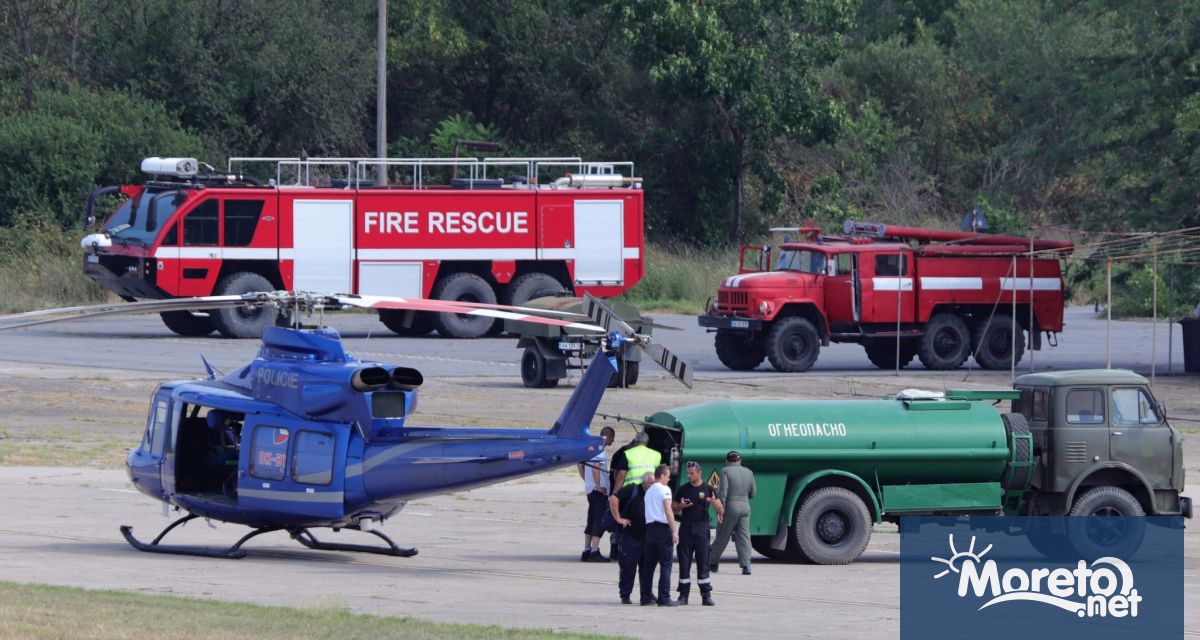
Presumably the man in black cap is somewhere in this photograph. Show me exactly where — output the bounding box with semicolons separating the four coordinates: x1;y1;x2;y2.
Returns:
673;461;723;605
709;450;756;575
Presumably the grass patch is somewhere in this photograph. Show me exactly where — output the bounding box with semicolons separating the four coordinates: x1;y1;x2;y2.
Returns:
618;242;738;314
0;581;630;640
0;222;111;314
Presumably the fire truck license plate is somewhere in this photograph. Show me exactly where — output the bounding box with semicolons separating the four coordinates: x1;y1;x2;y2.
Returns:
731;320;749;328
86;254;99;264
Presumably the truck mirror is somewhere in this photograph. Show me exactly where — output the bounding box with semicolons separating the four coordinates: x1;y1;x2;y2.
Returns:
1158;401;1168;420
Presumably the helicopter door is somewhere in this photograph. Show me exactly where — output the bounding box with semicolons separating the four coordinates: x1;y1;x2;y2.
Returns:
238;418;347;519
127;389;172;499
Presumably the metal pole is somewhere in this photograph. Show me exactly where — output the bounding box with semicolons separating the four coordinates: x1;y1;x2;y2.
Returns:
895;255;903;376
376;0;388;186
1028;234;1035;372
1011;256;1017;382
1106;257;1112;369
1168;262;1175;374
1152;241;1158;385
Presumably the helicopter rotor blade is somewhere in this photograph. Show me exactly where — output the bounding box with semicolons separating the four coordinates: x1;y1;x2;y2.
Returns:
582;293;693;388
0;294;265;331
331;295;604;332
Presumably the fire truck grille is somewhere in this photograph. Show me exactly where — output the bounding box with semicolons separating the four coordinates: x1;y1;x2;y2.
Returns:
718;290;749;312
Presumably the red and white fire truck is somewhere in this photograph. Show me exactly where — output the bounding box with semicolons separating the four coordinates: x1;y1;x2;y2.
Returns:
698;221;1074;372
81;156;644;338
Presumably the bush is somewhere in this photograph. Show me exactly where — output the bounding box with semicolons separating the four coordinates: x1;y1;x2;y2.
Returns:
0;87;204;227
0;222;111;313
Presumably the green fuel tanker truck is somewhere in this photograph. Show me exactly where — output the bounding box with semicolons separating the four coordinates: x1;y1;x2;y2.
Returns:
640;369;1189;565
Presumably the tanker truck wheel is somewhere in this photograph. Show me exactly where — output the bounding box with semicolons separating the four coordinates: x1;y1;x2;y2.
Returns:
1067;487;1146;560
863;340;916;369
766;317;820;372
210;272;279;338
972;314;1026;370
917;313;970;370
432;272;497;338
793;487;872;565
159;311;214;336
715;330;766;370
751;536;791;562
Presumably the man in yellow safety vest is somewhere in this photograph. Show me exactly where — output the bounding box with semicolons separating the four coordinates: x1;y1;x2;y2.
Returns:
615;432;661;488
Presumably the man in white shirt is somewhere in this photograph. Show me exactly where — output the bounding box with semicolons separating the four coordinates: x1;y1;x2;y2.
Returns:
578;426;615;562
639;464;679;606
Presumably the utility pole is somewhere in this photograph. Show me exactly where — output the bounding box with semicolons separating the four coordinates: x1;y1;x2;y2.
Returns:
376;0;388;185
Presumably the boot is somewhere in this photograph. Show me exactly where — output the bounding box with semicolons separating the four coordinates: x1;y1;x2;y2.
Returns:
701;592;715;607
678;592;689;606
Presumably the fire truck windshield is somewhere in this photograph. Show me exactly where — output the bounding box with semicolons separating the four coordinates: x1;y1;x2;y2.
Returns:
776;249;827;275
103;189;180;246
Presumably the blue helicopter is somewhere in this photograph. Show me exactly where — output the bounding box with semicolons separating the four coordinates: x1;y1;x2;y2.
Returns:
0;292;691;559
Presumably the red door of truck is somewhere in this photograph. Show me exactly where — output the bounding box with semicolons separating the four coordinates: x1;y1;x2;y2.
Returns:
824;251;859;324
866;251;916;324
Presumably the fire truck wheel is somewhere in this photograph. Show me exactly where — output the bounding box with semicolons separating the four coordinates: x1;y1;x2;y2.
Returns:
972;314;1026;370
159;311;214;336
863;341;916;369
504;272;566;306
793;487;872;565
378;310;433;336
432;272;498;338
520;347;559;388
765;317;820;372
917;313;971;370
210;272;278;338
714;330;766;370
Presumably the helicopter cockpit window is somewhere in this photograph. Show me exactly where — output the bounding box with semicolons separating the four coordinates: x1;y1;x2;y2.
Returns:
149;399;170;457
292;432;334;485
249;426;289;481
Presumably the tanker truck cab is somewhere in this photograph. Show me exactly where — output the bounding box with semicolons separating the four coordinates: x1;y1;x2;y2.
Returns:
1011;369;1189;519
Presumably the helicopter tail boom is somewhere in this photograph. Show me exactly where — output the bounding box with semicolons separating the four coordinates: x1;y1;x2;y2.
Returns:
547;347;617;440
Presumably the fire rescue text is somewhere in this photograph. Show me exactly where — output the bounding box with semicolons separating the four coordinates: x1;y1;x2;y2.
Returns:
364;210;529;235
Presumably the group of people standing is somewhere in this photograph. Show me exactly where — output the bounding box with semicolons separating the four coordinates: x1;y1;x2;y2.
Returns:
578;428;757;607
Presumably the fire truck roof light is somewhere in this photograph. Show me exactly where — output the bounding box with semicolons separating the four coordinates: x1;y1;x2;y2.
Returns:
141;157;199;178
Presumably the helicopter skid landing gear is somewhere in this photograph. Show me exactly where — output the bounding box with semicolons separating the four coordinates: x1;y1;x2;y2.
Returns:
289;527;418;557
120;514;282;559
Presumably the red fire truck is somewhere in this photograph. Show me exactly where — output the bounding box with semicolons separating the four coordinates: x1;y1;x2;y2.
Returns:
698;221;1074;372
80;156;644;338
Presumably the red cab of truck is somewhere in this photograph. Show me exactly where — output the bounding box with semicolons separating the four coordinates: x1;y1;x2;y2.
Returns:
81;157;644;338
698;220;1073;372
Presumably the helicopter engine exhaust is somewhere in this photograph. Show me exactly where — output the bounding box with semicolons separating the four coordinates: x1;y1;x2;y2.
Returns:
351;366;390;391
389;367;423;390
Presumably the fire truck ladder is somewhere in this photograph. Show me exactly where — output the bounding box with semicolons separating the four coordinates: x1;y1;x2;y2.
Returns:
226;157;640;190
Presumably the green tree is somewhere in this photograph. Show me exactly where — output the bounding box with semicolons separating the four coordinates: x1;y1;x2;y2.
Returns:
611;0;856;242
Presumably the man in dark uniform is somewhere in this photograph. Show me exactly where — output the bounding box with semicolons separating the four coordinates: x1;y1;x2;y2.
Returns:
673;461;723;606
609;471;655;604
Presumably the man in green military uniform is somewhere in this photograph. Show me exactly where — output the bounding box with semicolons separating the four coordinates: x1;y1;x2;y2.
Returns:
708;450;756;575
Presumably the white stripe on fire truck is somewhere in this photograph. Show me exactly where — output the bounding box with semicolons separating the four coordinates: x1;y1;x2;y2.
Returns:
871;277;914;292
919;277;984;290
724;272;778;287
153;247;641;262
1000;277;1061;291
